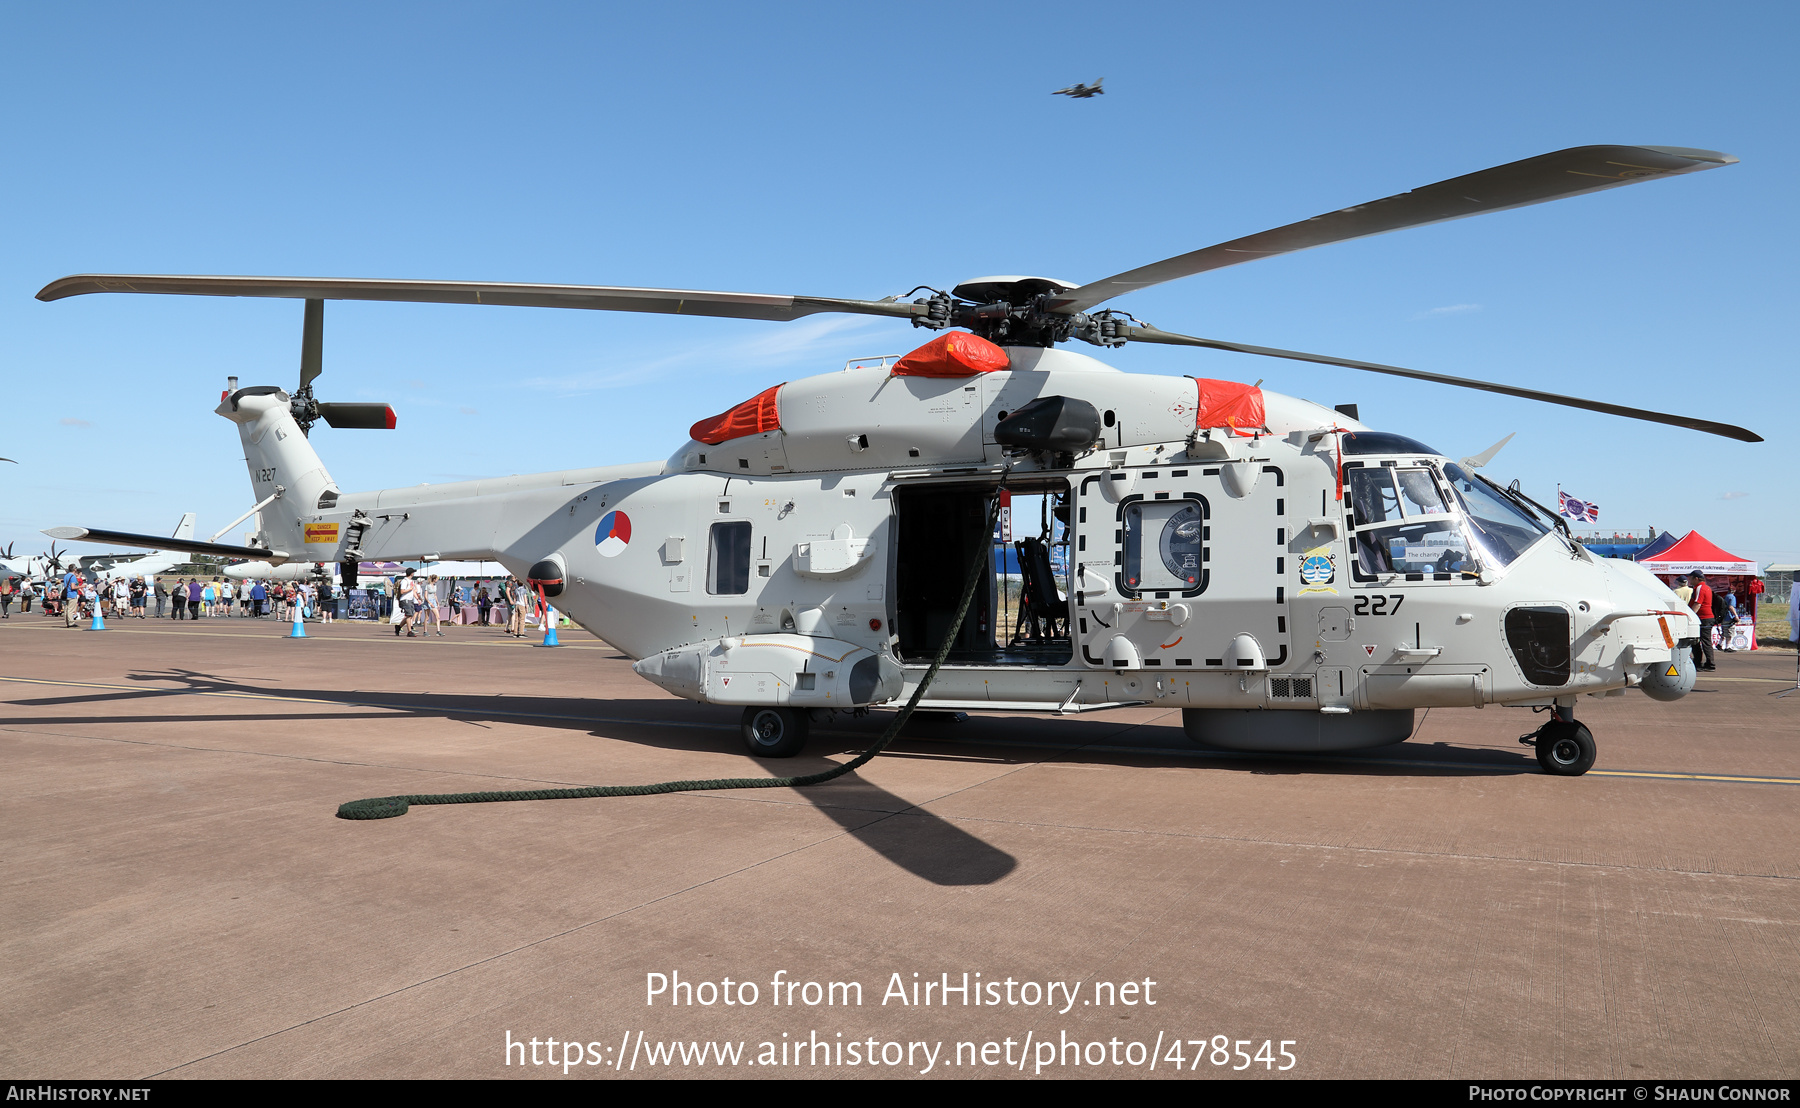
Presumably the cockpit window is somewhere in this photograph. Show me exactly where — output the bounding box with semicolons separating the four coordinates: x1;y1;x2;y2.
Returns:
1340;431;1441;456
1349;467;1450;527
1440;463;1550;567
1359;521;1476;575
1349;465;1475;576
1348;468;1403;527
1396;468;1449;517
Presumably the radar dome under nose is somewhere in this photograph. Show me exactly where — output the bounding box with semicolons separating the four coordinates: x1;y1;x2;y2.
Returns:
1640;649;1697;702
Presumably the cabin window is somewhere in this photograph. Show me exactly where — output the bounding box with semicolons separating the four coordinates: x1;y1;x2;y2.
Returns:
707;521;752;595
1122;499;1205;593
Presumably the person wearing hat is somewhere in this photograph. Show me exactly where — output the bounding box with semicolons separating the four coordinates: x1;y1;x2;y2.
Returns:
396;568;419;637
1688;571;1716;671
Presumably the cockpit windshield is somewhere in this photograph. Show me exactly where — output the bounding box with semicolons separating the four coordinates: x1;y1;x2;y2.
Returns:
1440;463;1552;567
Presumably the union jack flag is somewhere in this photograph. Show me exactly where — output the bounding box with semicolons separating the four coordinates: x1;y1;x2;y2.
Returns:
1558;489;1599;523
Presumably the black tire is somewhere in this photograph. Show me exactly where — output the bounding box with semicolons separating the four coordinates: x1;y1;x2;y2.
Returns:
740;706;809;758
1535;720;1596;776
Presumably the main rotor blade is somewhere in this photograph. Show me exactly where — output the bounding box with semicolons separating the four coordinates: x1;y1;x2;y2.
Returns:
1118;323;1763;443
1049;146;1737;315
37;275;928;324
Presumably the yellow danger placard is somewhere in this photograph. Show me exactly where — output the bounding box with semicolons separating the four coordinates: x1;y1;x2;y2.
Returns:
304;522;341;545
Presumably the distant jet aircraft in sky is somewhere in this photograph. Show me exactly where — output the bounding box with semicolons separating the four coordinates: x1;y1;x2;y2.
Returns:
1053;78;1104;99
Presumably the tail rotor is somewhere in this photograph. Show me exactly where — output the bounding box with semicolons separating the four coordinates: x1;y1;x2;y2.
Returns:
286;299;396;436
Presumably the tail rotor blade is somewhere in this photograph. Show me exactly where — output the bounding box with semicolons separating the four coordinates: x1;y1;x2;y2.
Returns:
299;299;324;392
316;402;396;430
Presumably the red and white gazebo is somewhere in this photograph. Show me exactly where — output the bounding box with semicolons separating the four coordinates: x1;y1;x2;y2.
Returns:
1636;531;1764;650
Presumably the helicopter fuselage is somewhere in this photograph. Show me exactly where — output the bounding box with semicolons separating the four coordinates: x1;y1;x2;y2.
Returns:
217;343;1697;755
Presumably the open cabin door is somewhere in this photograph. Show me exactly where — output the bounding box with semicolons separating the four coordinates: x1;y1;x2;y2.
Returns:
1071;459;1290;675
890;476;1075;667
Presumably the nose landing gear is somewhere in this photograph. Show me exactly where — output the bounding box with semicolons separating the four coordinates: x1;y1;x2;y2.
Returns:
1521;706;1596;776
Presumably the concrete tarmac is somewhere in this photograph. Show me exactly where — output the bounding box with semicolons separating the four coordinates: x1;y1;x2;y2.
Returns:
3;612;1797;1080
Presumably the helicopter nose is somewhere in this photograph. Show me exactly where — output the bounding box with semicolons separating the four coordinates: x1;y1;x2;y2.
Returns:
1599;555;1686;614
1592;555;1702;696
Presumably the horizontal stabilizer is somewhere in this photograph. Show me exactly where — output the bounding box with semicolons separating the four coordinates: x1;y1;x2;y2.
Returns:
42;526;285;562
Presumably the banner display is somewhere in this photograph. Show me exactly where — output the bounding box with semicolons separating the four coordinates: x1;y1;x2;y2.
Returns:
346;588;379;621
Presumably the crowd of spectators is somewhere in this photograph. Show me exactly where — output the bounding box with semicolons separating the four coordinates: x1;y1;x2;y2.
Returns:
1;567;547;636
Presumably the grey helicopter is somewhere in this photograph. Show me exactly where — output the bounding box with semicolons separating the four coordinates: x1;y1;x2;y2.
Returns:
39;144;1757;776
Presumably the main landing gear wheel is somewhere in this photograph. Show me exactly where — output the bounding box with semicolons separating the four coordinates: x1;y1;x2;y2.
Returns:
740;706;809;759
1534;720;1596;776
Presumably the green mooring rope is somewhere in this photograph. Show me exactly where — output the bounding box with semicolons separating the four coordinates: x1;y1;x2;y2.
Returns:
337;482;1007;820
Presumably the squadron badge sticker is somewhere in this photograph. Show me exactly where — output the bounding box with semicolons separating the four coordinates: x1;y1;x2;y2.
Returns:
1297;546;1338;595
595;510;632;557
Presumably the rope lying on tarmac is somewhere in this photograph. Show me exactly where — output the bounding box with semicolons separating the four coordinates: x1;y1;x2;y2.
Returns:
336;479;1007;820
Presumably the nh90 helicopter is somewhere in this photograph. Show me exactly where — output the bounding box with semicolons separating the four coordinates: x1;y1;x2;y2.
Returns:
41;145;1759;776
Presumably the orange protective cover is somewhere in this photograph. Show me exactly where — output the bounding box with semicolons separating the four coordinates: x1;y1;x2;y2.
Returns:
891;332;1011;377
690;383;784;445
1194;378;1265;435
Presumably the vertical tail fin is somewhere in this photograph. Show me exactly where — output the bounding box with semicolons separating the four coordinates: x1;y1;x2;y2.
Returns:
171;512;197;541
214;387;343;558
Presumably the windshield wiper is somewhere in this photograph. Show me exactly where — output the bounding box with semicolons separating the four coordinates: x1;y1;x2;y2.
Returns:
1480;474;1572;541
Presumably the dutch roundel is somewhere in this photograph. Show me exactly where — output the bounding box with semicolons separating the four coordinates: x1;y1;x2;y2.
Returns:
595;510;631;558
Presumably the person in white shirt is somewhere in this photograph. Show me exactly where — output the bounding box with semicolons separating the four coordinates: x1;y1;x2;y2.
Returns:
422;574;445;637
398;570;426;638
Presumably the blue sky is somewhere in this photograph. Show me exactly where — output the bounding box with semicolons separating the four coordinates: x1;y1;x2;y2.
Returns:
3;2;1793;565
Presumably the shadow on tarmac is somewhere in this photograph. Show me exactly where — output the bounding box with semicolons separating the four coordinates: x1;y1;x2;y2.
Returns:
9;667;1553;883
25;668;1018;887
